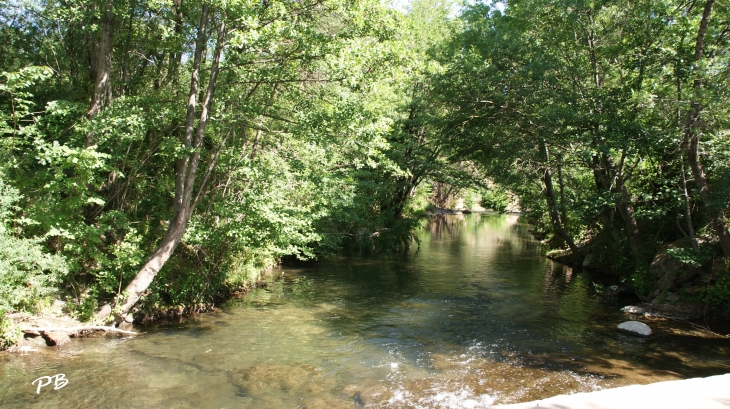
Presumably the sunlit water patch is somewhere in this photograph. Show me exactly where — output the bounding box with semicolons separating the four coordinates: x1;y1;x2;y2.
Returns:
2;214;729;408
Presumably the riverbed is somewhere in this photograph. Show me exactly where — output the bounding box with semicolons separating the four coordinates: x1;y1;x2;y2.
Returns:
1;214;728;408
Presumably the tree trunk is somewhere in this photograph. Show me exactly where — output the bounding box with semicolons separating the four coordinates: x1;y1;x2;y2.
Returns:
541;142;578;253
587;150;644;262
584;19;644;258
679;154;700;256
97;6;229;322
683;0;730;258
87;0;114;121
165;0;185;88
433;182;454;208
614;183;644;262
119;0;136;96
612;154;644;261
556;153;569;234
82;0;115;224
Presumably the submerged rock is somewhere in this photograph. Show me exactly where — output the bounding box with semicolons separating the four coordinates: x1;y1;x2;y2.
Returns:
14;333;46;351
617;321;652;337
351;391;365;408
621;306;645;314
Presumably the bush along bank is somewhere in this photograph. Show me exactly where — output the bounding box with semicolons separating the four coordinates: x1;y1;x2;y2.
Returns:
544;231;730;320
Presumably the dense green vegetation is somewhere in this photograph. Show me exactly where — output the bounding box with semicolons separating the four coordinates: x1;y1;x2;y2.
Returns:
433;0;730;300
1;0;729;339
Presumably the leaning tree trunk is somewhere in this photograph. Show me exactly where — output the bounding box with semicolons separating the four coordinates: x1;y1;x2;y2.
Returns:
97;6;228;322
683;0;730;258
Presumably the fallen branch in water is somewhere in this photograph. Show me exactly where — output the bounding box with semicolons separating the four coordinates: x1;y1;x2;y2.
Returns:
21;326;139;336
665;317;729;339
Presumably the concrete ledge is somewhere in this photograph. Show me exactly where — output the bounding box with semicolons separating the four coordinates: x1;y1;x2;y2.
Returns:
495;373;730;409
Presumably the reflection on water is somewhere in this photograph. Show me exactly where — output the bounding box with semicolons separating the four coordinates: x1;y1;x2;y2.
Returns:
2;214;729;408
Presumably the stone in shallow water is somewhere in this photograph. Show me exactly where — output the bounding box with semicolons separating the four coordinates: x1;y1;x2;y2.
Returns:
617;321;652;337
620;305;645;314
43;331;70;346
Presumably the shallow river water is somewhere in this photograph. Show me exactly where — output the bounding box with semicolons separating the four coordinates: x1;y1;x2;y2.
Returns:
2;214;729;408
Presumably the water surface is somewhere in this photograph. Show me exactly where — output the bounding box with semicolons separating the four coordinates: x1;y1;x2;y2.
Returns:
2;214;729;408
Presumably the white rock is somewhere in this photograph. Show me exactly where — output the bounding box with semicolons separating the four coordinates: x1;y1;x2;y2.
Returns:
620;305;645;314
617;321;652;337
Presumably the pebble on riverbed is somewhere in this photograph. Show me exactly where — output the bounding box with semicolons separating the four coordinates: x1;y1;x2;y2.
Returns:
617;321;652;337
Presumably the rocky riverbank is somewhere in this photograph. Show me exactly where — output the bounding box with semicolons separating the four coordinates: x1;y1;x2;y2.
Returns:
0;278;278;353
2;299;234;353
3;310;138;354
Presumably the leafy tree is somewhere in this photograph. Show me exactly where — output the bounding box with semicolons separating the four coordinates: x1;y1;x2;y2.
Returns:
434;0;730;279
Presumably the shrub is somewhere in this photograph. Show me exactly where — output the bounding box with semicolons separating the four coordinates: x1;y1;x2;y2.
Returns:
704;260;730;309
481;187;510;212
0;178;67;313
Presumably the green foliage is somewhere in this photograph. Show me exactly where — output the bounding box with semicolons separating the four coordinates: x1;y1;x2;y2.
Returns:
65;288;100;322
404;182;435;216
0;311;21;350
481;187;510;213
0;0;424;314
627;268;654;299
704;261;730;308
666;247;707;268
0;176;68;313
0;233;67;311
427;0;730;299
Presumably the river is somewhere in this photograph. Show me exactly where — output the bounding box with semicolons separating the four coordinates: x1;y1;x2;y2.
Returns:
1;214;729;408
